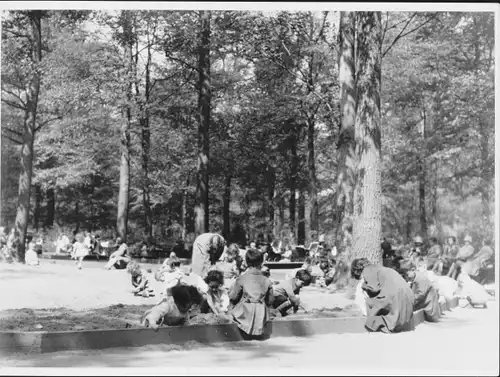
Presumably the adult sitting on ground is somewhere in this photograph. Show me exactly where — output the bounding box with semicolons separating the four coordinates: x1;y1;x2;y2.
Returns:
401;262;441;322
448;235;475;280
426;237;443;274
104;237;131;270
191;232;227;279
351;258;415;333
462;237;494;285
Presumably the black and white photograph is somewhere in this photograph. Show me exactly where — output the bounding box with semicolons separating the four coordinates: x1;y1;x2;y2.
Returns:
0;2;498;375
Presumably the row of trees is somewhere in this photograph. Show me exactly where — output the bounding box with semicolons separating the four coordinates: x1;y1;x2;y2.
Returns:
1;10;494;263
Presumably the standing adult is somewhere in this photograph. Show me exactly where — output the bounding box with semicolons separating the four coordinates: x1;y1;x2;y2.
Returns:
351;258;415;333
191;233;227;279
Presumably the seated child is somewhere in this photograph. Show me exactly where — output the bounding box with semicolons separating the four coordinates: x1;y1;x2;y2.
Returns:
317;260;336;287
403;264;441;322
215;243;240;289
157;257;184;297
285;257;313;280
179;265;209;295
104;237;130;270
127;261;155;298
25;241;40;266
141;284;203;330
272;269;313;317
200;270;230;315
228;248;274;338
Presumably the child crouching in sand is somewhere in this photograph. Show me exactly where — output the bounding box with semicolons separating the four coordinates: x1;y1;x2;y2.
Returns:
200;270;230;315
127;262;155;298
228;248;274;339
25;242;40;266
272;269;312;317
141;284;203;330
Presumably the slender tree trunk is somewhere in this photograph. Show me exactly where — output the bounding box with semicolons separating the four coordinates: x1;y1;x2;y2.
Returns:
351;12;383;264
194;10;211;235
136;34;153;238
15;11;43;263
298;190;306;245
33;184;42;231
267;165;275;229
223;174;231;239
116;18;133;242
418;106;428;237
289;123;298;240
45;187;55;228
479;116;492;231
334;11;357;248
307;118;319;234
74;201;80;234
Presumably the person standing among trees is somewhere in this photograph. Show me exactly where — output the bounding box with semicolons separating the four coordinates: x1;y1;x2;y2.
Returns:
191;232;227;279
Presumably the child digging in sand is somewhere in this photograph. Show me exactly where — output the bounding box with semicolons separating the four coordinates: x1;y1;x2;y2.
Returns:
127;262;155;298
228;248;274;339
141;284;203;330
200;270;230;315
272;269;313;317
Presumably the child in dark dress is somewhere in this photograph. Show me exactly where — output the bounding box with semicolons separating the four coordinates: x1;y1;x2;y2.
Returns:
228;248;274;339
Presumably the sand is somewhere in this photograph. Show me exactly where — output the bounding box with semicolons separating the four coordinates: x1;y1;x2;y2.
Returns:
0;262;359;332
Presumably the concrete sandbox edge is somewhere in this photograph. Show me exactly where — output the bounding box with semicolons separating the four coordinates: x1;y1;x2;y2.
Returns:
0;297;459;354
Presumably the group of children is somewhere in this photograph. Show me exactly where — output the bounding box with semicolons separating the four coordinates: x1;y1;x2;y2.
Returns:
127;243;317;338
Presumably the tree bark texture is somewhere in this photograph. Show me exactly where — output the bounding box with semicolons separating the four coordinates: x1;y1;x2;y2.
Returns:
15;11;43;262
45;187;55;228
351;12;383;264
194;10;211;235
223;174;231;240
334;11;357;248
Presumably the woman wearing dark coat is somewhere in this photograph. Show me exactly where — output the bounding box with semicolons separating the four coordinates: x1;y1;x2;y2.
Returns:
352;258;415;333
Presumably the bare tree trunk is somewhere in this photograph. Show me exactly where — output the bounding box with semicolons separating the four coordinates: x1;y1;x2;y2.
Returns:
334;11;357;248
418;106;428;238
33;184;42;231
298;190;306;245
223;174;231;239
116;16;133;242
479;116;493;232
267;165;275;229
45;187;55;228
351;12;383;264
194;10;211;235
15;11;43;262
289;123;298;240
307;118;319;234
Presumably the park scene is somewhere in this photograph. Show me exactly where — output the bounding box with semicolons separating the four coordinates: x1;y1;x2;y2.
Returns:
0;6;497;373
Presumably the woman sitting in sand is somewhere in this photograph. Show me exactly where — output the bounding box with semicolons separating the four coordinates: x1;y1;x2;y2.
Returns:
351;258;415;333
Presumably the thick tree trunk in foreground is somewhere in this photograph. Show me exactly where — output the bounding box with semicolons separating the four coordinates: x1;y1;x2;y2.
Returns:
334;11;357;249
351;12;383;264
194;10;211;235
307;118;319;235
15;12;43;263
289;122;298;240
33;184;42;231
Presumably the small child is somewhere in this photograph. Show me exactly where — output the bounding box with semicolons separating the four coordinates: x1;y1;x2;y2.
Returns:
228;248;274;338
201;270;230;315
72;234;89;270
127;262;155;298
403;264;441;322
157;256;184;297
272;269;312;317
141;284;203;330
261;266;279;285
25;241;40;266
215;243;240;289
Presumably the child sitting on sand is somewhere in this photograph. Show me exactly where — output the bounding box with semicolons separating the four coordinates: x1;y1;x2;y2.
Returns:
141;284;204;331
200;270;230;315
156;256;184;296
215;243;240;289
228;248;275;338
127;261;155;298
272;269;313;317
25;241;40;266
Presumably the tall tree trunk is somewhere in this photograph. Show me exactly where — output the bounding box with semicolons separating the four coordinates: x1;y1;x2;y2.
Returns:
116;17;133;242
223;173;231;239
479;116;492;232
267;165;275;229
298;190;306;245
136;33;153;238
289;123;298;240
351;12;383;264
334;11;357;248
15;11;43;263
74;201;80;234
307;118;319;234
418;106;428;237
45;187;55;228
194;10;211;235
33;184;42;231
